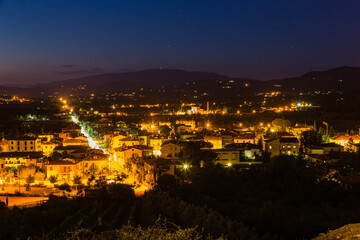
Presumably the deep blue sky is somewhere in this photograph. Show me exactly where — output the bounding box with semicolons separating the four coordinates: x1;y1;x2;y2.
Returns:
0;0;359;84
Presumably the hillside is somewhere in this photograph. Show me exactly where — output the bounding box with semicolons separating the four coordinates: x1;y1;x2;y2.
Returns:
1;66;360;98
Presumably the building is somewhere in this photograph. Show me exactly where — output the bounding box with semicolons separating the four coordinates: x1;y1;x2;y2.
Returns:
331;135;360;146
264;137;300;157
176;124;193;133
149;137;167;155
8;137;41;152
158;121;172;127
113;137;141;148
53;145;89;158
348;143;360;153
306;143;343;155
46;159;81;181
204;136;223;149
234;134;256;144
113;145;153;165
41;142;59;157
111;135;128;148
289;123;312;137
203;148;240;166
0;152;43;168
62;138;88;147
225;143;261;160
161;142;181;159
144;158;176;184
175;120;196;130
114;146;143;165
80;154;109;174
38;134;55;142
305;154;340;165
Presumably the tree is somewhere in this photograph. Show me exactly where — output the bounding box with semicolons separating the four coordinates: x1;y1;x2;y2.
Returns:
159;125;172;137
300;130;322;147
271;118;291;131
257;136;263;150
329;126;335;137
157;174;177;195
89;163;99;175
49;175;58;186
58;183;71;194
132;156;145;183
95;176;107;188
35;172;46;182
25;175;35;191
88;174;95;186
73;175;82;186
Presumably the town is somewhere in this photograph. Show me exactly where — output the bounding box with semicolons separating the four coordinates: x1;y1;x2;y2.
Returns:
0;95;358;201
1;1;360;239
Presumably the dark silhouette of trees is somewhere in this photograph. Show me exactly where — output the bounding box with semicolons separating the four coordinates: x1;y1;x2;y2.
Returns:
300;130;323;147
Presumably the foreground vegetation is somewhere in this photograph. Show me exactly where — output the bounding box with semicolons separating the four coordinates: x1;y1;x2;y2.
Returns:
1;155;360;239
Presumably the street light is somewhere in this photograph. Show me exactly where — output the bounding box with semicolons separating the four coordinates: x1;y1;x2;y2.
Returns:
227;163;232;167
183;164;188;169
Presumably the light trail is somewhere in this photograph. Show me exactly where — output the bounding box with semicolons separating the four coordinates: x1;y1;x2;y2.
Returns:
70;113;105;152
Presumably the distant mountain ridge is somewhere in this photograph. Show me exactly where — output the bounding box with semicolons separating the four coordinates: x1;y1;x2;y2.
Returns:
0;66;360;98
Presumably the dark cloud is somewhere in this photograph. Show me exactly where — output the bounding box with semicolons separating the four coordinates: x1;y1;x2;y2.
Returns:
57;64;78;68
53;67;104;76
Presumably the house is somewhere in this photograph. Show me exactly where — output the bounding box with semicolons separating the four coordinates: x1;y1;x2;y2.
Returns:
204;136;223;149
116;121;127;128
113;146;143;165
111;135;128;148
161;142;181;159
45;159;81;181
113;145;153;165
79;154;109;174
203;148;240;166
222;135;235;146
113;137;141;148
175;120;196;130
38;134;55;142
348;143;360;153
144;158;176;184
234;134;255;144
7;137;41;152
62;138;88;147
158;121;172;127
331;135;360;146
0;152;43;168
265;137;300;157
306;143;343;155
305;154;340;165
225;143;261;160
41;142;59;157
176;124;193;133
149;137;167;155
53;145;89;158
289;123;312;137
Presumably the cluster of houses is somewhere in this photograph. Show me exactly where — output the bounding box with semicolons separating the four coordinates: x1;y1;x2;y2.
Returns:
0;119;359;186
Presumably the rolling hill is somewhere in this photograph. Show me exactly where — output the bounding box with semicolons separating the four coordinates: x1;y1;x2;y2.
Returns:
0;66;359;98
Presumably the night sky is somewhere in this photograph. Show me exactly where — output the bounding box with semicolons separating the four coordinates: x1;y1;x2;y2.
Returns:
0;0;359;84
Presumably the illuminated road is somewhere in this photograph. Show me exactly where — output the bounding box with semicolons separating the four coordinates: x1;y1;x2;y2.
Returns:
68;111;149;195
70;114;104;151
